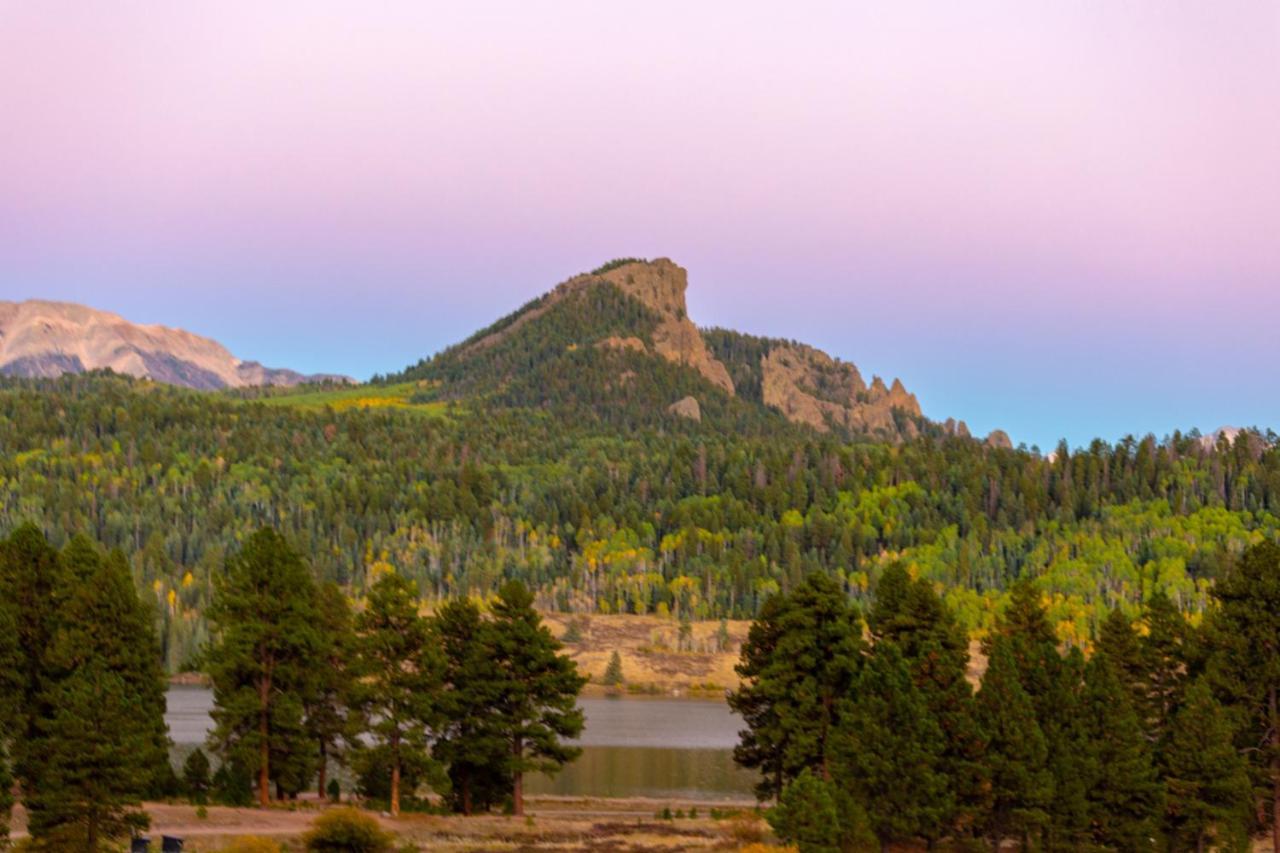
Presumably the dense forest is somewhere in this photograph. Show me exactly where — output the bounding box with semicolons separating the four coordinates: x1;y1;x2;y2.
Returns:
0;366;1277;672
733;544;1280;851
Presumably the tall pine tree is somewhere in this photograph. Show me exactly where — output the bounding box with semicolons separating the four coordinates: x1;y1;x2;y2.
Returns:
1205;539;1280;849
1163;678;1252;852
351;569;443;817
307;581;356;800
488;580;586;817
205;528;323;806
434;598;510;815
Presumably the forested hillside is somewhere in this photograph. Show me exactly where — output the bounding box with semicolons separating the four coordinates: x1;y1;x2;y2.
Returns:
0;367;1276;672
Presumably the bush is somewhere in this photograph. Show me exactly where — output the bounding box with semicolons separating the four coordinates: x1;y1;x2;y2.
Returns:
726;810;767;845
221;838;283;853
302;807;395;853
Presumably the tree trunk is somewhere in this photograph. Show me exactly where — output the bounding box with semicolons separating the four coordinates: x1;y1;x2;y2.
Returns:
1271;684;1278;853
462;767;473;817
512;734;524;817
317;740;328;799
1196;833;1204;853
390;733;401;818
258;674;271;806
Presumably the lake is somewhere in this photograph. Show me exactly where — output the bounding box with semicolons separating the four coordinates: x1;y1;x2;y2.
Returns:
166;687;757;801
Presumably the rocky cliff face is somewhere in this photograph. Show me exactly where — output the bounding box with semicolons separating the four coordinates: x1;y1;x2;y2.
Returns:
759;342;922;439
576;259;734;393
0;300;349;390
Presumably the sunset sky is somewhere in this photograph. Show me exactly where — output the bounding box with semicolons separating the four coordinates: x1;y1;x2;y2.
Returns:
1;2;1276;448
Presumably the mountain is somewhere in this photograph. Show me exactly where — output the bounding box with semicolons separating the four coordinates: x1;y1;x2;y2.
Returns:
395;258;951;443
0;299;350;390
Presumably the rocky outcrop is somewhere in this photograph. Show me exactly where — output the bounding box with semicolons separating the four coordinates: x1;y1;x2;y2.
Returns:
985;429;1013;450
0;300;350;390
667;395;702;422
591;260;734;394
760;342;921;439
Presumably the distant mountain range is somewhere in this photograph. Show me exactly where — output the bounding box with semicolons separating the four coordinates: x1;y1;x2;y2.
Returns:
0;300;350;390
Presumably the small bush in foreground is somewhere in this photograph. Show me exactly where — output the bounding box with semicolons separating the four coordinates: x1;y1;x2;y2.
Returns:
302;807;395;853
221;837;283;853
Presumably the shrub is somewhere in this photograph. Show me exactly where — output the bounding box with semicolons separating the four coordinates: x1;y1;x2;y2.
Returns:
222;838;283;853
326;777;341;803
302;808;395;853
602;651;624;687
727;810;767;845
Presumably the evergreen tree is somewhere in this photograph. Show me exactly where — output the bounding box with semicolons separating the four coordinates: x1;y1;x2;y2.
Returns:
205;527;323;806
488;580;586;816
767;769;841;853
1163;679;1252;852
975;640;1051;850
833;642;948;850
1205;539;1280;849
308;582;356;800
728;573;862;798
870;565;987;838
183;748;212;804
434;598;509;815
351;569;443;817
1096;607;1146;708
24;663;152;851
1081;655;1164;850
1140;591;1197;744
0;523;63;790
0;590;21;847
602;651;624;687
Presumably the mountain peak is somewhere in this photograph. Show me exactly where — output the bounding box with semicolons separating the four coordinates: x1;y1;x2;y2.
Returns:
0;299;350;390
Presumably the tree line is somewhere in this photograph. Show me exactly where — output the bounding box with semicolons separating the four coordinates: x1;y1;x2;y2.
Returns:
0;524;585;851
732;541;1280;852
2;373;1278;674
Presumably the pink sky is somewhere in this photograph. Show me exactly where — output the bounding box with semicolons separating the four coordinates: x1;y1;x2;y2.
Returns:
1;2;1276;446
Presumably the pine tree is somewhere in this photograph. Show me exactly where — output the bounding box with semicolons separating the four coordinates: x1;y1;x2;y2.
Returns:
488;580;586;816
0;523;63;790
24;663;153;851
434;598;510;815
351;569;443;817
1096;607;1146;707
23;537;171;846
0;589;21;846
1081;655;1164;850
602;651;624;687
183;748;212;804
1204;539;1280;849
728;573;862;798
869;565;986;839
205;527;323;806
833;642;949;849
767;769;841;853
1163;678;1252;852
975;639;1051;850
308;582;356;800
1140;592;1197;743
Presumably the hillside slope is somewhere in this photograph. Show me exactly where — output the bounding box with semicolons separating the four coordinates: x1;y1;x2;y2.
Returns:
0;299;349;389
395;258;935;442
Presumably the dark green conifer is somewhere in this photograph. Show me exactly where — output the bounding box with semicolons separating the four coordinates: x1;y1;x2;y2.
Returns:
834;642;948;849
767;769;841;853
602;650;625;687
183;748;212;804
1163;678;1251;852
308;582;356;799
1204;540;1280;850
351;569;443;817
434;598;509;815
974;640;1051;850
488;580;586;816
728;573;862;798
1096;607;1146;707
24;663;153;851
205;527;323;806
1081;655;1164;850
0;590;21;846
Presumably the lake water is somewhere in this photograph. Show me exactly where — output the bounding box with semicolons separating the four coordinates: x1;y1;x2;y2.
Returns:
166;687;757;801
